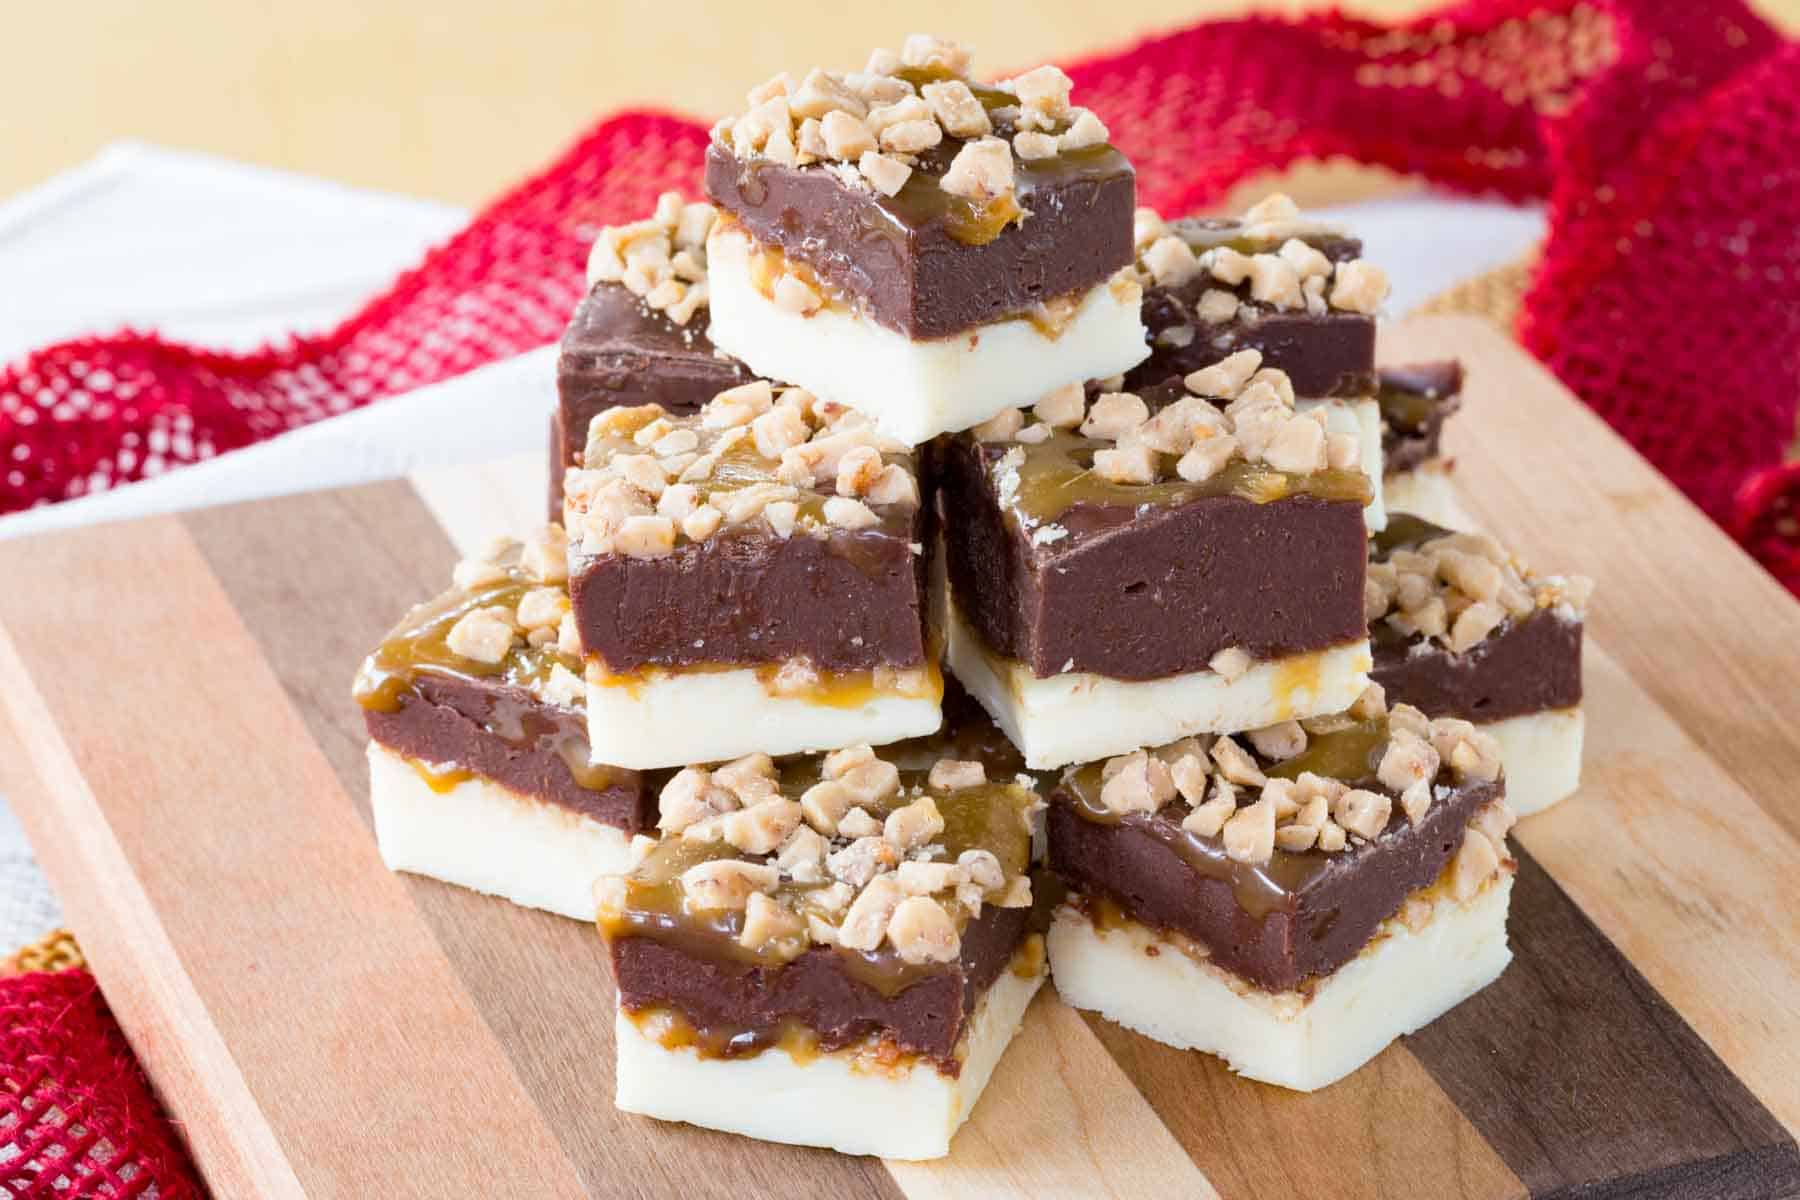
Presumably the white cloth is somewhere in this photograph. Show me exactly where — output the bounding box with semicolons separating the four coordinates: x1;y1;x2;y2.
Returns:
0;142;1546;952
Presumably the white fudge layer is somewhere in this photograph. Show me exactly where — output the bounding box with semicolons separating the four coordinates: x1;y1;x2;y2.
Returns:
366;742;635;921
1384;461;1476;530
706;225;1149;445
1303;396;1385;532
1048;875;1513;1092
586;665;940;770
1481;705;1585;817
945;603;1371;770
614;955;1047;1160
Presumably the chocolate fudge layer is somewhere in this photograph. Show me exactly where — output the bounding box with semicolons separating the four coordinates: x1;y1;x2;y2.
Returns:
1368;514;1589;722
706;41;1133;339
1047;703;1507;991
1378;361;1463;476
1123;198;1386;398
612;896;1029;1069
557;193;754;517
353;528;654;834
565;390;931;676
939;362;1370;681
554;282;752;503
598;741;1041;1070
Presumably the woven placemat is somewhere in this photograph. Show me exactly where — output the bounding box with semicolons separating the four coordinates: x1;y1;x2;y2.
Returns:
2;927;85;977
1410;250;1537;327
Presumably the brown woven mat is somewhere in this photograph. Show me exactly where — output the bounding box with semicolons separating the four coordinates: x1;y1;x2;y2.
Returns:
1410;250;1537;326
3;927;86;977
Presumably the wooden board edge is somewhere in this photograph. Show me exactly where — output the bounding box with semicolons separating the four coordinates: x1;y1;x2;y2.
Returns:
0;613;304;1199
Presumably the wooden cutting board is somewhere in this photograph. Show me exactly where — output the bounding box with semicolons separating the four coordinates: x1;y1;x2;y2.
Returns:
2;315;1798;1199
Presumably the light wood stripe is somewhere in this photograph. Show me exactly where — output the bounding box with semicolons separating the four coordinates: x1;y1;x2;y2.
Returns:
888;991;1221;1199
0;617;305;1200
0;518;589;1198
410;451;550;560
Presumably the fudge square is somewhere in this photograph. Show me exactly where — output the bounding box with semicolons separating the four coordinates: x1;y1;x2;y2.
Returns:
1368;514;1592;816
1125;195;1387;399
563;384;939;769
598;739;1045;1160
1046;689;1517;1092
702;35;1148;443
938;354;1374;769
555;193;754;517
354;525;654;921
1378;361;1472;529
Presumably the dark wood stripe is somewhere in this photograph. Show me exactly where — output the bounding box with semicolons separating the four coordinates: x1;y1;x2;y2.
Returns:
1406;849;1800;1200
185;483;907;1200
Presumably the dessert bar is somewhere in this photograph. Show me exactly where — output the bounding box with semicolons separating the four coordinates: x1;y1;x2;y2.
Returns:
355;526;653;920
599;739;1044;1159
937;354;1373;768
1125;198;1384;400
555;193;754;515
1045;689;1516;1091
564;387;940;768
1126;198;1393;528
702;37;1148;442
1368;514;1591;815
1378;361;1473;529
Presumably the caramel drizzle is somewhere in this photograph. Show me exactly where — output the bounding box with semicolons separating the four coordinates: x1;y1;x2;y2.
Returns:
1061;717;1394;920
597;769;1036;995
351;564;617;793
999;429;1372;527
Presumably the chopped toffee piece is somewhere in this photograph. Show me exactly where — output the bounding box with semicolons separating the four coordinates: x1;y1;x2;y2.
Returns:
354;526;652;834
1124;197;1386;398
939;354;1371;682
562;383;931;678
1046;690;1513;992
705;39;1135;339
597;741;1043;1071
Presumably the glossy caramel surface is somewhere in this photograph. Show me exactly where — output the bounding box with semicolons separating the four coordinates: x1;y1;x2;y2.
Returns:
1060;717;1393;919
997;429;1372;527
598;766;1036;995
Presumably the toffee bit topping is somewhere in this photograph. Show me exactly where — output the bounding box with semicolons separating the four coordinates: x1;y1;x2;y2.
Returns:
445;606;517;665
584;191;718;326
979;352;1365;496
1131;196;1390;318
564;388;919;556
610;746;1039;969
1368;525;1593;654
1087;690;1510;868
713;37;1112;237
1450;801;1517;901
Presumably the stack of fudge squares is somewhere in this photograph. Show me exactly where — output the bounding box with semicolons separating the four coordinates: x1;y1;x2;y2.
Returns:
354;35;1594;1160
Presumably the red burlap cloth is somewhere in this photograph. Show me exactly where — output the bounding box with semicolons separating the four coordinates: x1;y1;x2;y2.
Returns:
0;968;199;1197
2;2;1797;1191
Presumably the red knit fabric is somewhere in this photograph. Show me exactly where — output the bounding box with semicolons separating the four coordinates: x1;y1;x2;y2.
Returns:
0;970;200;1197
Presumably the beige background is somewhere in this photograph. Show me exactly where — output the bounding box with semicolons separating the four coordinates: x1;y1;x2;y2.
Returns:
8;1;1797;208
